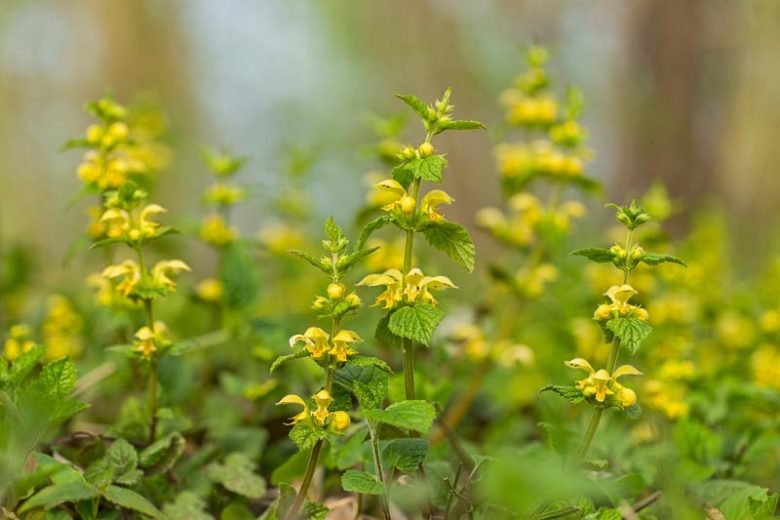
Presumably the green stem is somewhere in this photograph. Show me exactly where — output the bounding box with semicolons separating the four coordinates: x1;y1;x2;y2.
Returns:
368;423;391;520
573;407;603;461
401;206;418;401
143;298;158;443
286;440;323;520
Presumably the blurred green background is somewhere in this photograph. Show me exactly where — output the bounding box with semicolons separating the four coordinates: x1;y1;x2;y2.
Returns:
1;0;779;289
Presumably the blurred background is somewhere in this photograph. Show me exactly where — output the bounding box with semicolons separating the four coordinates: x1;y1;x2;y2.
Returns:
1;0;779;290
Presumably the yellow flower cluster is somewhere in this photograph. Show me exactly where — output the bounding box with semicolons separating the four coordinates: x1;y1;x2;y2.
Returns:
277;390;350;431
312;282;361;312
41;295;84;360
101;204;167;242
204;183;246;207
450;324;534;366
196;278;225;303
501;91;558;128
257;223;306;254
566;358;641;408
751;344;780;392
375;179;454;222
200;214;238;247
593;284;649;322
3;324;36;360
358;268;456;309
289;327;362;363
496;142;587;181
134;321;169;360
101;259;190;299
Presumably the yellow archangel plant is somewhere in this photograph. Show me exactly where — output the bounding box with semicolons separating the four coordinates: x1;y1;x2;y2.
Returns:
357;88;484;400
544;201;685;461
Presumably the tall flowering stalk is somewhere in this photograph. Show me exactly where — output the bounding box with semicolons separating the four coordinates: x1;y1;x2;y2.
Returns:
271;219;373;520
360;88;484;400
68;97;187;443
544;201;685;461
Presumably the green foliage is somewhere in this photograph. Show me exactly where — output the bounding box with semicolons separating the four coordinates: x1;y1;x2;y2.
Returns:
387;304;445;346
394;155;447;183
206;453;267;499
382;438;429;472
570;247;615;263
334;362;389;410
363;400;436;434
423;221;476;272
639;252;687;267
341;470;385;495
605;317;652;354
540;385;585;404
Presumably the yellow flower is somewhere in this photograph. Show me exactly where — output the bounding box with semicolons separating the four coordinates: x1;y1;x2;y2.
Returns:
101;260;142;297
257;223;305;253
42;295;84;360
451;324;490;361
100;204;167;241
201;214;238;246
289;327;330;358
152;260;191;292
204;183;246;206
313;390;333;425
327;283;345;300
357;269;404;309
330;411;351;431
760;310;780;333
565;358;641;407
375;179;416;215
134;321;168;360
330;330;362;362
277;394;310;425
403;268;457;305
196;278;224;303
593;284;649;321
4;324;36;361
751;344;780;391
421;190;454;222
101;208;131;238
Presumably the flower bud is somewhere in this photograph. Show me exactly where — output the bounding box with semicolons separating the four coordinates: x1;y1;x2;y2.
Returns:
108;122;129;141
327;283;345;300
330;411;351;431
631;246;645;260
401;147;416;159
86;124;103;144
593;304;612;320
610;245;627;259
418;142;434;157
634;307;649;321
400;195;416;214
312;296;328;310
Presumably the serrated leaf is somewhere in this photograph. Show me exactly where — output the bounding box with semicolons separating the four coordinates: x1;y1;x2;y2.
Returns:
364;400;436;434
382;438;429;472
571;247;615;263
341;470;385;496
606;317;652;354
347;356;393;374
324;217;343;242
106;439;137;476
49;399;90;424
540;385;585;404
388;304;445;346
287;250;328;274
103;485;164;518
270;350;309;374
354;215;393;252
436;119;486;132
422;221;475;272
334;363;388;410
375;312;402;348
19;481;99;513
302;502;329;520
139;432;185;475
394;93;432;121
163;491;214;520
38;357;77;399
206;453;267;499
289;424;327;451
410;155;447;183
639;253;687;267
11;345;45;384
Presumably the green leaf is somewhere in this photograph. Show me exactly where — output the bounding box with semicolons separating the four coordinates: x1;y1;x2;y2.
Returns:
206;453;267;499
341;470;385;496
411;155;447;183
388;304;445;346
163;491;214;520
139;432;185;475
335;429;369;470
394;93;432;121
103;485;164;518
289;424;327;451
436;119;486;132
50;399;90;424
334;363;388;410
38;357;78;398
639;253;687;267
270;350;309;374
19;481;99;513
382;438;429;472
570;247;615;263
288;250;329;274
540;385;585;404
375;312;402;348
324;217;343;243
364;400;436;434
605;317;652;354
302;502;329;520
347;356;393;374
10;345;45;384
422;221;475;272
106;439;137;476
354;215;393;252
221;242;260;309
537;422;574;458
